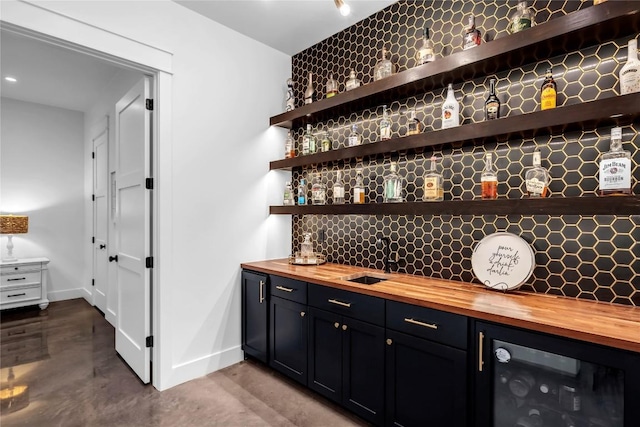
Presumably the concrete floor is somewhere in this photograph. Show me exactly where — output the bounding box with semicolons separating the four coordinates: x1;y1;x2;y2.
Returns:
0;299;367;426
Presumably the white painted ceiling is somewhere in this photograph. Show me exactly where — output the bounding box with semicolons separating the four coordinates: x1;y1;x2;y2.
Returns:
175;0;396;55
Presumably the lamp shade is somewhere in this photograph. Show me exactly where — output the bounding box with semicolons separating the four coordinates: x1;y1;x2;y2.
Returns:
0;215;29;234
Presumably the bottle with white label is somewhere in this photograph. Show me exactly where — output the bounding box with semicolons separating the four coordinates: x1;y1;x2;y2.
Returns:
283;182;295;206
345;69;361;91
599;127;632;196
302;124;316;155
311;172;327;205
333;170;345;204
442;84;460;129
379;105;392;140
619;38;640;95
348;124;362;146
383;162;404;203
525;150;550;197
423;156;444;201
353;168;365;204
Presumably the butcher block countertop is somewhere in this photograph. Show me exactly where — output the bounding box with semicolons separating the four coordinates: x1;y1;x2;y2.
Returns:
241;259;640;353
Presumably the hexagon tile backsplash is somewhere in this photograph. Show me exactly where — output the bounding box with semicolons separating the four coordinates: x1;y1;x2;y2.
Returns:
289;1;639;305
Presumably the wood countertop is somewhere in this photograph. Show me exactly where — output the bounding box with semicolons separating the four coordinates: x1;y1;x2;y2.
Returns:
241;259;640;353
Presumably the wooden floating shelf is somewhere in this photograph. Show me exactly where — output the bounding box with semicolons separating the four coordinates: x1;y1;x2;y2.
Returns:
269;196;640;216
269;2;640;129
270;93;640;171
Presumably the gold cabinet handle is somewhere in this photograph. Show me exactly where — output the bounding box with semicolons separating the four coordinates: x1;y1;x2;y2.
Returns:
404;318;438;330
300;311;306;317
478;332;485;372
342;324;348;331
328;299;351;308
259;280;264;304
334;322;340;328
276;285;294;293
386;338;393;345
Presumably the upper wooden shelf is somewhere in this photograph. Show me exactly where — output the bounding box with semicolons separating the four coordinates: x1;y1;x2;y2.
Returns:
270;93;640;171
269;2;640;129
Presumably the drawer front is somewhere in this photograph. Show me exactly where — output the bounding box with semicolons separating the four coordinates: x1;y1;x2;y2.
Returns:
1;271;41;287
386;300;467;350
308;284;384;326
270;276;307;304
0;285;41;304
1;264;42;275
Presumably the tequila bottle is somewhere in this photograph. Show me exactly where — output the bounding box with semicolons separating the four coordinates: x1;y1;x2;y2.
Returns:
619;38;640;95
599;127;632;196
285;130;295;158
525;150;550;197
481;152;498;200
286;78;295;111
540;67;557;110
348;124;362;146
485;78;500;120
333;170;345;204
416;26;435;66
508;1;535;34
283;182;295;205
383;162;404;203
297;178;307;205
346;69;361;91
442;84;460;129
326;74;338;98
462;15;482;50
353;168;365;204
302;124;316;155
406;108;422;135
311;173;327;205
423;156;444;202
304;71;315;104
374;47;394;81
379;105;392;141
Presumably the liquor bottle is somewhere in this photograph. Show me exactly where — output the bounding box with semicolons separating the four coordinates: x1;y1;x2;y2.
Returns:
320;131;332;152
383;162;404;203
515;409;543;427
619;38;640;95
540;67;557;110
485;78;501;120
297;178;307;205
301;233;313;256
525;150;550;197
353;168;365;204
442;84;460;129
508;1;535;34
326;74;338;98
481;152;498;200
599;127;632;196
302;124;316;155
374;47;394;81
379;105;392;140
416;26;436;66
333;170;345;204
283;182;295;206
286;78;295;111
311;172;327;205
304;71;315;104
462;15;482;50
348;124;362;146
423;156;444;202
406;108;422;135
345;69;361;91
284;130;295;159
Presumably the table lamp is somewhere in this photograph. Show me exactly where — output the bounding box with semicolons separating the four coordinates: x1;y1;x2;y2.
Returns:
0;215;29;262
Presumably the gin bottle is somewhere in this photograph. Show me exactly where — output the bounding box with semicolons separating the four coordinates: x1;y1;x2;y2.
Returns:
286;78;295;111
311;173;327;205
379;105;392;141
423;156;444;202
599;127;632;196
333;170;345;204
525;150;550;197
304;71;315;104
416;26;435;66
353;168;365;204
508;1;535;34
283;182;295;206
302;124;316;155
374;47;394;81
619;38;640;95
285;130;295;158
442;84;460;129
348;124;362;146
346;69;361;91
462;15;482;50
326;74;338;98
481;152;498;200
297;178;307;205
383;162;404;203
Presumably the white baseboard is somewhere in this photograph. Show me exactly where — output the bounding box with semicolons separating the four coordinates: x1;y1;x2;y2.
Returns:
48;288;85;302
81;287;93;304
160;345;243;390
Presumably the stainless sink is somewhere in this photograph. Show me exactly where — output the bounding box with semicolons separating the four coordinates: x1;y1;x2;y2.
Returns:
341;273;388;285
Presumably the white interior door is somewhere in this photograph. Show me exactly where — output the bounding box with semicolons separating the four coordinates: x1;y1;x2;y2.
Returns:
93;125;109;314
114;77;152;384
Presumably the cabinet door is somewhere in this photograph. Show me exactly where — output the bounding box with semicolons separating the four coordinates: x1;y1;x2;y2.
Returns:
270;296;308;385
241;271;268;363
343;317;385;426
386;329;467;427
308;307;343;403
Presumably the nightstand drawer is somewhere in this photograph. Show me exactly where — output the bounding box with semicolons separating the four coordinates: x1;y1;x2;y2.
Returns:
1;271;41;287
1;285;41;304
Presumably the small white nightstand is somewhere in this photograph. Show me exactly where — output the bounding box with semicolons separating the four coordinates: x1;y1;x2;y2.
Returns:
0;258;50;310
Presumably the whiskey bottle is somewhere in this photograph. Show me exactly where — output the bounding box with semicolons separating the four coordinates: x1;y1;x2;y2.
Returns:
286;78;295;111
599;127;632;196
326;74;338;98
485;78;500;120
374;47;394;81
379;105;392;140
302;124;316;155
283;182;295;206
508;1;535;34
353;168;365;204
423;156;444;202
462;15;482;50
540;67;557;110
406;108;422;135
619;38;640;95
442;83;460;129
304;71;315;104
348;124;362;146
333;170;345;204
383;162;404;203
525;150;550;197
416;26;435;66
320;131;332;152
311;172;327;205
481;152;498;199
297;178;307;205
285;130;295;159
345;69;361;91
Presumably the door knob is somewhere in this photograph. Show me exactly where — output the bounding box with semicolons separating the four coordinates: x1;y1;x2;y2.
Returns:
99;244;106;249
109;255;118;262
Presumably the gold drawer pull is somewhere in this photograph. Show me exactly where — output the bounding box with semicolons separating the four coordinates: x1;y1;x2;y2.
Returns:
275;286;294;293
404;318;438;330
328;299;351;308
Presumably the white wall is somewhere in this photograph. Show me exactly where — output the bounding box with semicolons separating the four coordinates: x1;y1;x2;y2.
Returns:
0;97;86;301
1;0;292;390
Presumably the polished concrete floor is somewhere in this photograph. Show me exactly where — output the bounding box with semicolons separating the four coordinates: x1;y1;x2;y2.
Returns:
0;299;367;426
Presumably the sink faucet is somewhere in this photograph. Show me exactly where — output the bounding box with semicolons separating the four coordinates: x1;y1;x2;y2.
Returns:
376;237;398;273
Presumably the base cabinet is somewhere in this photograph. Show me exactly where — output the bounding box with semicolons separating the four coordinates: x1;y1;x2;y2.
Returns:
270;296;308;385
241;271;268;363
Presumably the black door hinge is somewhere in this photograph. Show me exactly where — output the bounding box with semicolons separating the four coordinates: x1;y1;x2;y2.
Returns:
92;194;95;201
145;178;154;190
92;152;95;159
146;99;154;111
146;257;154;268
92;279;95;287
92;236;95;244
146;336;154;347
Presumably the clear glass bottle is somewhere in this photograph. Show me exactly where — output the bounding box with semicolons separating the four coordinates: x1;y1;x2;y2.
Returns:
540;67;557;110
599;127;632;196
462;15;482;50
379;105;392;141
302;124;316;155
353;168;365;204
525;150;550;197
348;124;362;146
508;1;535;34
301;233;313;256
286;78;295;112
320;131;332;152
283;182;295;205
311;172;327;205
481;152;498;200
326;74;338;98
423;156;444;202
442;83;460;129
304;71;315;104
383;162;404;203
285;130;295;158
374;47;394;81
333;170;345;204
297;178;307;205
619;38;640;95
406;108;422;135
416;26;436;66
346;69;361;91
485;78;500;120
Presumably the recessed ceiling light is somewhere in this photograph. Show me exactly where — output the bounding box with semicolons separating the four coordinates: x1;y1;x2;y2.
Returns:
4;77;17;83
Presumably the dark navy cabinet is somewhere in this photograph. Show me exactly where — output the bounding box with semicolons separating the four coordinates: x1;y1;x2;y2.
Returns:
241;270;269;363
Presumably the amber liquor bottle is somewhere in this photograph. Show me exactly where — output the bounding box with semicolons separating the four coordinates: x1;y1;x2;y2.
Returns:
481;152;498;199
485;78;500;120
540;67;557;110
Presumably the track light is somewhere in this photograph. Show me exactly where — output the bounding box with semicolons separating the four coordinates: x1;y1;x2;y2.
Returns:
334;0;351;16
